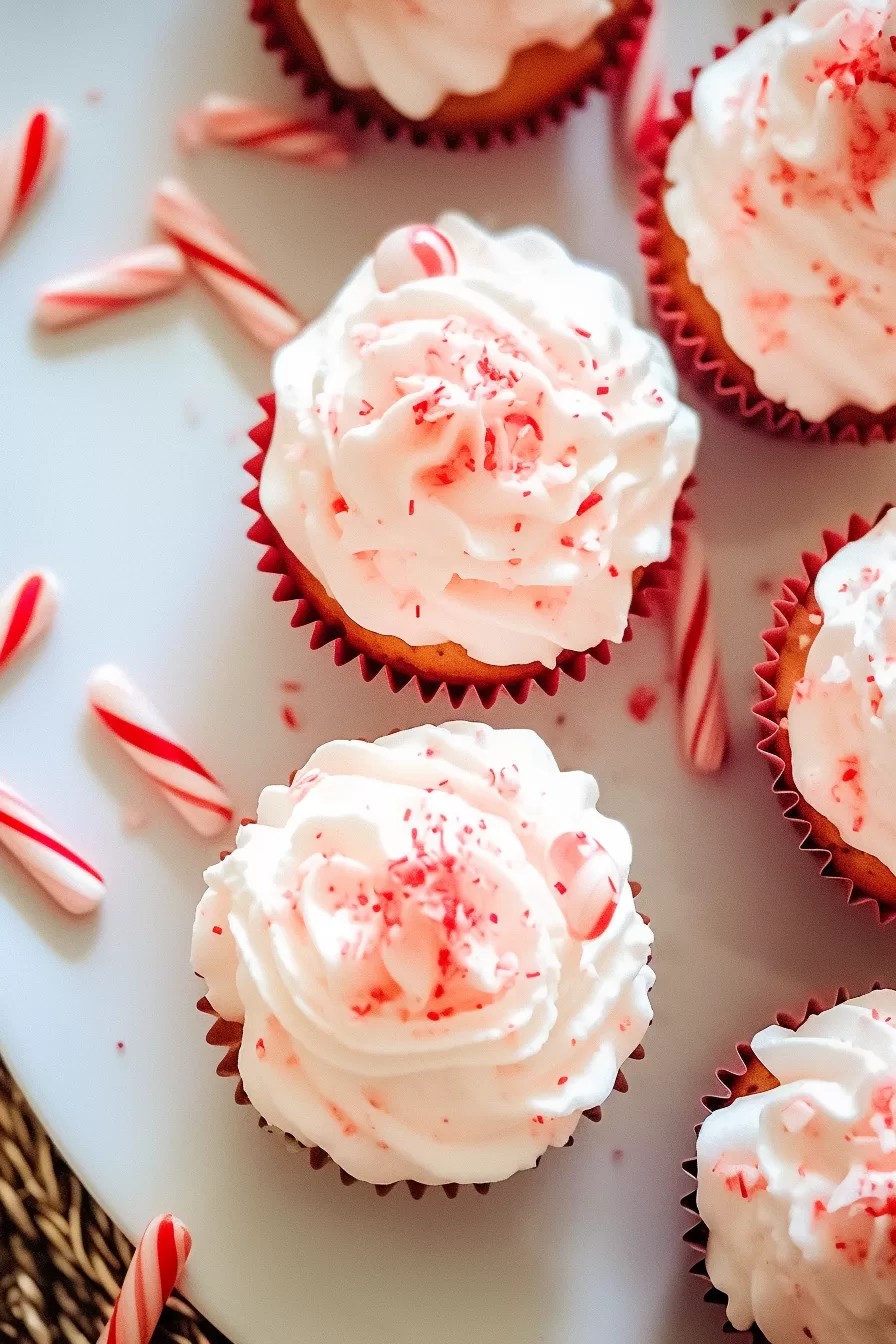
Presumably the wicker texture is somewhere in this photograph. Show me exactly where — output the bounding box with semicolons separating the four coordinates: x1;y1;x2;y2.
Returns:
0;1058;227;1344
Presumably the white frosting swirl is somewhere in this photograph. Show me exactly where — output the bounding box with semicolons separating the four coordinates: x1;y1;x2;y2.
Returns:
665;0;896;422
788;509;896;876
261;213;699;668
192;723;653;1186
294;0;613;119
698;991;896;1344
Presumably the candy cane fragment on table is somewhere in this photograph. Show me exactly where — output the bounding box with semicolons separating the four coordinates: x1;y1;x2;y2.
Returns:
86;665;234;838
0;569;59;675
0;780;104;915
35;244;187;331
672;526;730;773
373;225;458;293
152;177;302;350
177;94;353;168
0;106;66;250
97;1214;192;1344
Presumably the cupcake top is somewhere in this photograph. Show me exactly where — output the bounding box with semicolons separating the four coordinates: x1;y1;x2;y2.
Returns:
697;990;896;1343
787;508;896;874
261;213;698;668
665;0;896;422
295;0;613;119
192;722;653;1186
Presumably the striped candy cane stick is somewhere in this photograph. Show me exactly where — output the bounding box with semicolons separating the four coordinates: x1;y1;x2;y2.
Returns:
0;569;59;674
177;94;352;168
97;1214;192;1344
87;665;234;838
0;107;66;249
620;0;670;159
0;780;104;915
672;527;730;773
152;177;302;350
36;244;187;331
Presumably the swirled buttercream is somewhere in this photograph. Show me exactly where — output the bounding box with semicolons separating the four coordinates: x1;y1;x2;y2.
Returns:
192;722;653;1185
787;509;896;874
665;0;896;422
698;991;896;1343
260;212;698;667
294;0;613;119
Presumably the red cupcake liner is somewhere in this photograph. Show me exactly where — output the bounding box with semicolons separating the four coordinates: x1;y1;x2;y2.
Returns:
682;984;882;1340
754;507;896;924
195;894;649;1199
635;18;896;445
244;393;694;708
248;0;651;151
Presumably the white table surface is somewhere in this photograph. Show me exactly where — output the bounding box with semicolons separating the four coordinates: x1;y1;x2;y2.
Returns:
2;2;896;1342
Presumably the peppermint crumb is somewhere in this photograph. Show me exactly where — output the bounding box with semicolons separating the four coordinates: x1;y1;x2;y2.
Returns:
627;685;658;723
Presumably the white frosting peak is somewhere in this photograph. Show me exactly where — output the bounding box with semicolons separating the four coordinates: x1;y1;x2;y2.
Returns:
665;0;896;422
192;723;654;1186
295;0;613;119
260;213;699;668
788;508;896;875
698;991;896;1343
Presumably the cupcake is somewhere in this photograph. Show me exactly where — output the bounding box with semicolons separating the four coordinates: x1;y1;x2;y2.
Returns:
249;0;648;148
640;0;896;442
689;988;896;1343
757;507;896;915
247;212;698;705
192;722;654;1195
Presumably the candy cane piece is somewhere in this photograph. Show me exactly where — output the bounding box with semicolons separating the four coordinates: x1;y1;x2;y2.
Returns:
35;244;187;331
152;177;301;350
0;780;104;915
87;665;234;837
672;527;730;773
177;94;352;168
373;225;457;293
97;1214;192;1344
620;1;671;159
0;570;59;674
0;107;66;250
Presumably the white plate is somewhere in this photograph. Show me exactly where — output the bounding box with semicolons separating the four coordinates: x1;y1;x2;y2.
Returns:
2;2;896;1342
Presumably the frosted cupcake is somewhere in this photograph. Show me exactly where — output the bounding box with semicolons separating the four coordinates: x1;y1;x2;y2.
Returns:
641;0;896;441
247;213;699;704
692;990;896;1342
192;722;654;1194
758;507;896;913
249;0;647;148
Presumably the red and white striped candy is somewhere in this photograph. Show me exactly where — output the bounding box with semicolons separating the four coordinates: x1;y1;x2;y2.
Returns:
620;1;671;159
672;527;730;773
373;225;457;293
0;569;59;675
35;244;187;331
98;1214;192;1344
549;831;621;942
0;780;104;915
87;665;234;838
177;94;352;169
0;107;65;250
152;177;301;350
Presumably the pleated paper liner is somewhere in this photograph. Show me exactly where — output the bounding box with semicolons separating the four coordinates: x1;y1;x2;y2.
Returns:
248;0;651;150
244;394;694;708
196;867;649;1200
754;507;896;924
682;985;879;1340
636;17;896;445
